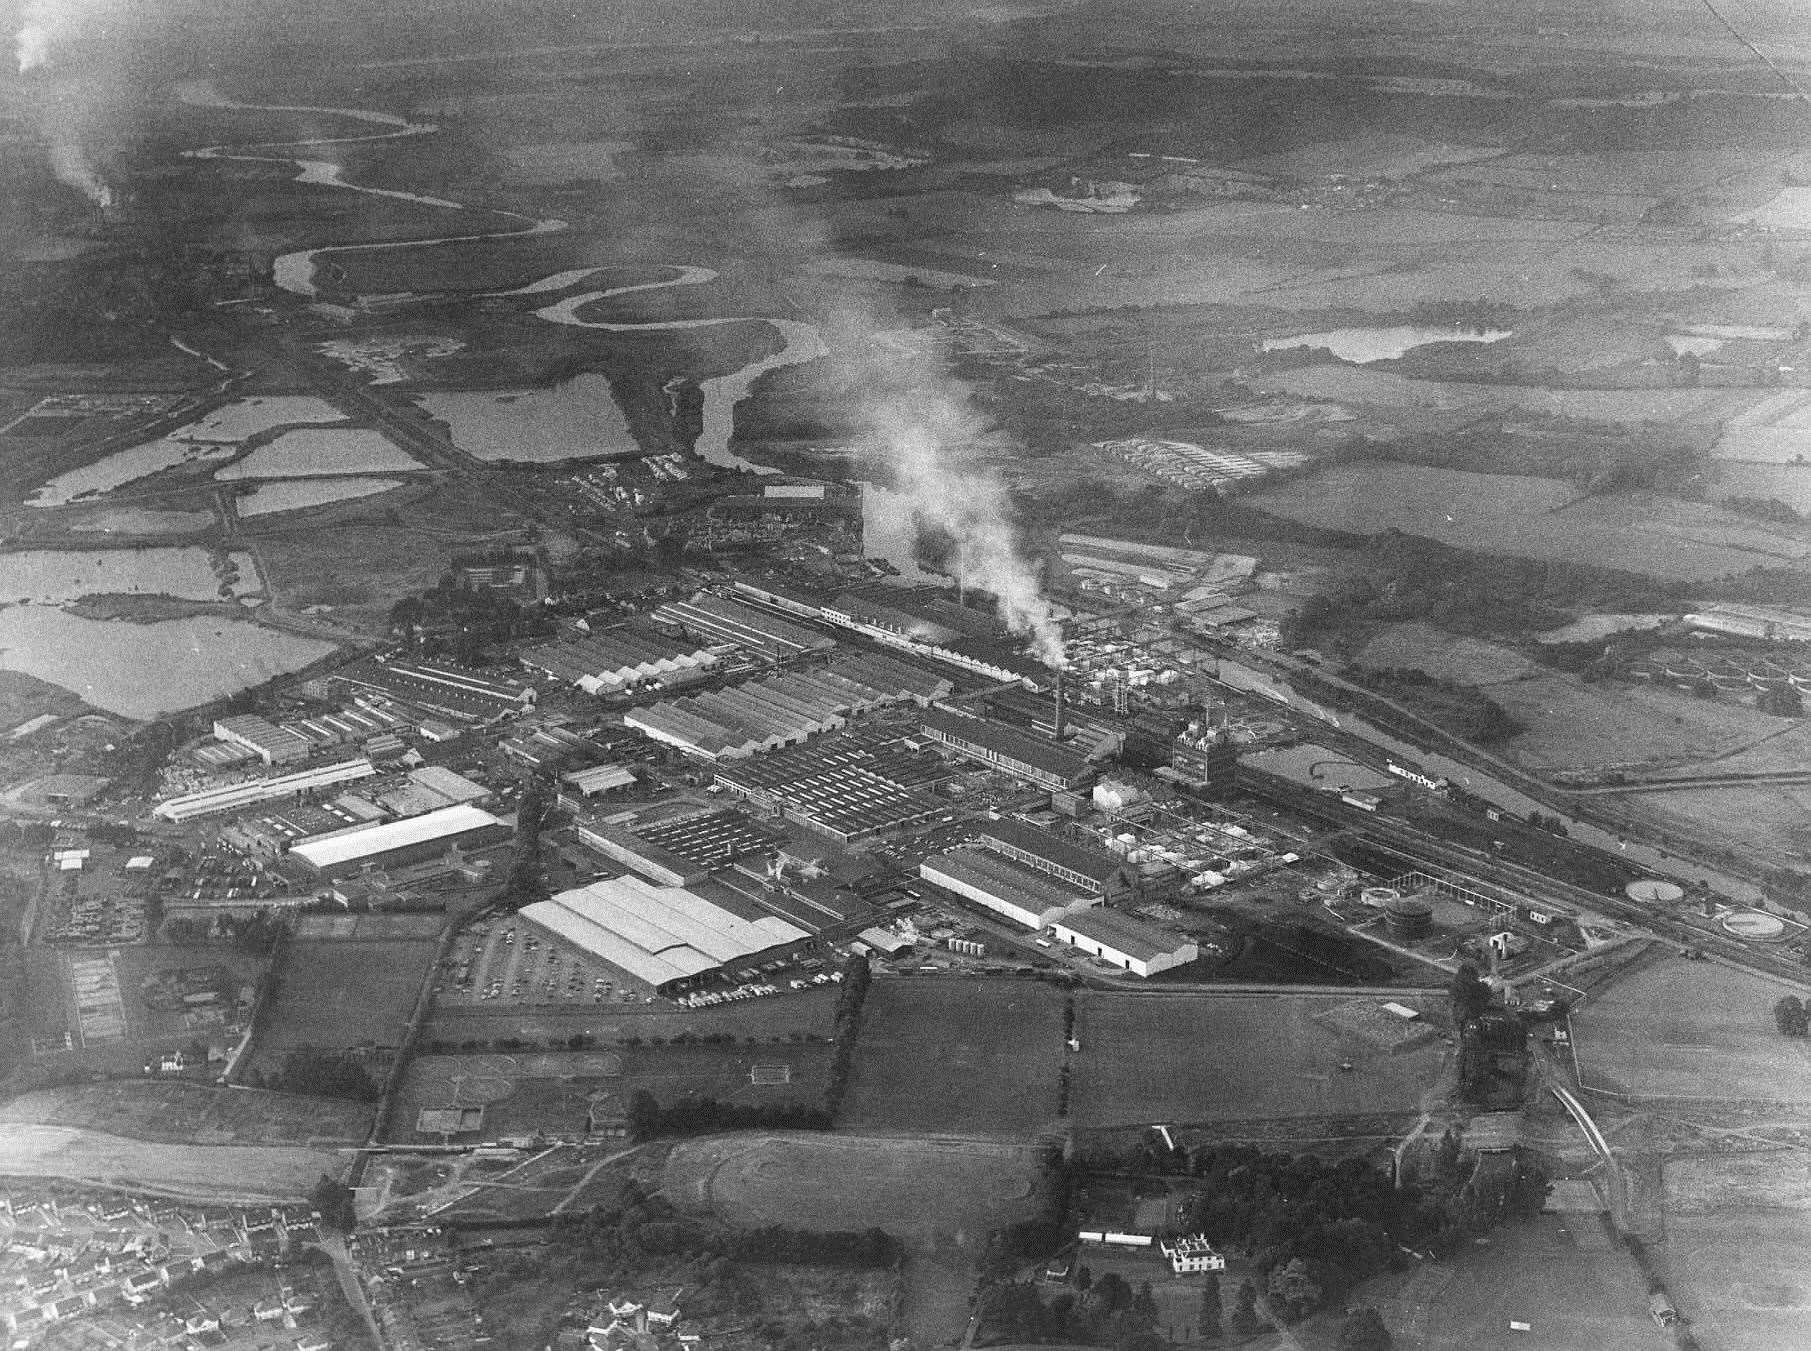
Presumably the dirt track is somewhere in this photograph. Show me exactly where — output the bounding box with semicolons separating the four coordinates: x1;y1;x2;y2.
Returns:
0;1124;347;1202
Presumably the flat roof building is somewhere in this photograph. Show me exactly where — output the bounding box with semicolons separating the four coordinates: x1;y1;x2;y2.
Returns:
288;803;509;877
519;875;809;993
1049;907;1197;977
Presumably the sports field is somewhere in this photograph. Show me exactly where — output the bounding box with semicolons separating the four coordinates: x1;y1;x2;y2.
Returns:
1070;992;1444;1127
839;979;1065;1135
662;1131;1042;1243
251;938;437;1073
388;1043;832;1143
1572;957;1811;1102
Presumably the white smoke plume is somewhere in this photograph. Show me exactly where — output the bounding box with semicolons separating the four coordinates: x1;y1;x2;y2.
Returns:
16;16;48;71
856;357;1066;669
48;142;111;207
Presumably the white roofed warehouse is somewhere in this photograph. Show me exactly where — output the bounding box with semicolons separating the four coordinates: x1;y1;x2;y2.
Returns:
286;803;510;877
920;847;1101;930
519;875;810;994
1049;907;1198;977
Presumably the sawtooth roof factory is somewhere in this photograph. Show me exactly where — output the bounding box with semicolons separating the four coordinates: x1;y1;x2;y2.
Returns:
919;708;1099;791
711;732;956;843
519;875;810;994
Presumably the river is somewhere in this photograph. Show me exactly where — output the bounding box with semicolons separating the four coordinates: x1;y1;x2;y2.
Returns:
177;85;826;473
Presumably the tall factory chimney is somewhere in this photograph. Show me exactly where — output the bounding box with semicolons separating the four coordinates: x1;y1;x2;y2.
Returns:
1053;668;1068;742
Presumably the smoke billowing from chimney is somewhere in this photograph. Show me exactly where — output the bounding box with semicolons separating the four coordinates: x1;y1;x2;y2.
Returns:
49;143;111;207
16;19;48;72
854;350;1065;669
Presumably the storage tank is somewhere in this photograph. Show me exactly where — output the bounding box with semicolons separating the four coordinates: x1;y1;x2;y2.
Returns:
1360;886;1402;909
1384;892;1435;942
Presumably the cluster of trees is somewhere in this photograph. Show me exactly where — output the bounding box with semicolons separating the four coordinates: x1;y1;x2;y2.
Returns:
309;1174;357;1233
1448;963;1532;1106
1773;995;1809;1037
387;583;557;666
1044;1142;1545;1329
1282;533;1688;652
1345;666;1525;746
164;911;287;955
981;1269;1175;1350
498;770;558;911
551;1181;899;1272
625;1090;831;1139
823;952;872;1119
257;1047;380;1102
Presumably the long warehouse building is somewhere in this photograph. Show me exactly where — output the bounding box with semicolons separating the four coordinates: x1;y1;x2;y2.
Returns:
1050;907;1198;978
287;803;510;877
154;758;378;823
519;875;809;994
920;847;1100;930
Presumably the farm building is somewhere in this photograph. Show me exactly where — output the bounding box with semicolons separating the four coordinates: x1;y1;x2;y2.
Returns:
154;757;378;823
287;803;510;877
919;709;1097;790
213;715;311;765
518;875;809;993
1049;907;1197;977
920;847;1101;930
971;817;1136;899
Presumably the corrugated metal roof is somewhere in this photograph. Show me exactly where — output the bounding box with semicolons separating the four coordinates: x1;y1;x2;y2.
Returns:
289;803;503;869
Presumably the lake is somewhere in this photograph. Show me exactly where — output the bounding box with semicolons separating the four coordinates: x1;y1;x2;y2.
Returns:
30;437;237;506
418;374;641;463
237;478;405;517
1262;326;1512;363
0;548;260;604
215;429;424;479
0;608;333;719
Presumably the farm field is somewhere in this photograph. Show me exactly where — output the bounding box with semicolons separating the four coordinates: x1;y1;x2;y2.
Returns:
250;938;437;1075
1573;958;1811;1103
1658;1157;1811;1351
0;1081;370;1145
838;978;1064;1136
1253;463;1784;580
661;1131;1042;1243
0;1125;346;1203
1491;674;1788;773
1070;992;1444;1128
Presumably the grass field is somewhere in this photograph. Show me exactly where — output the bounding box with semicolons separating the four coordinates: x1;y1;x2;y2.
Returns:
1070;992;1445;1128
1492;674;1787;773
0;1081;370;1145
1254;463;1785;580
839;979;1065;1136
0;1125;347;1203
252;939;437;1074
1660;1196;1811;1351
1573;957;1811;1102
1371;1213;1656;1351
1356;622;1538;685
423;985;839;1048
1621;783;1811;860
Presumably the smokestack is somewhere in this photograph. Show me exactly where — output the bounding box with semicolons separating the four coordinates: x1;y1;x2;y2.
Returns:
1054;669;1067;742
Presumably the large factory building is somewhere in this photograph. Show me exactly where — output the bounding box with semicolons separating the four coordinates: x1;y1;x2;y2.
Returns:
518;875;809;994
1049;907;1198;978
287;803;509;877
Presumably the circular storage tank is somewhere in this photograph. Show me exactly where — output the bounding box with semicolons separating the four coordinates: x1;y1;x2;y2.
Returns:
1384;893;1435;942
1721;910;1788;942
1360;886;1402;909
1625;879;1686;905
